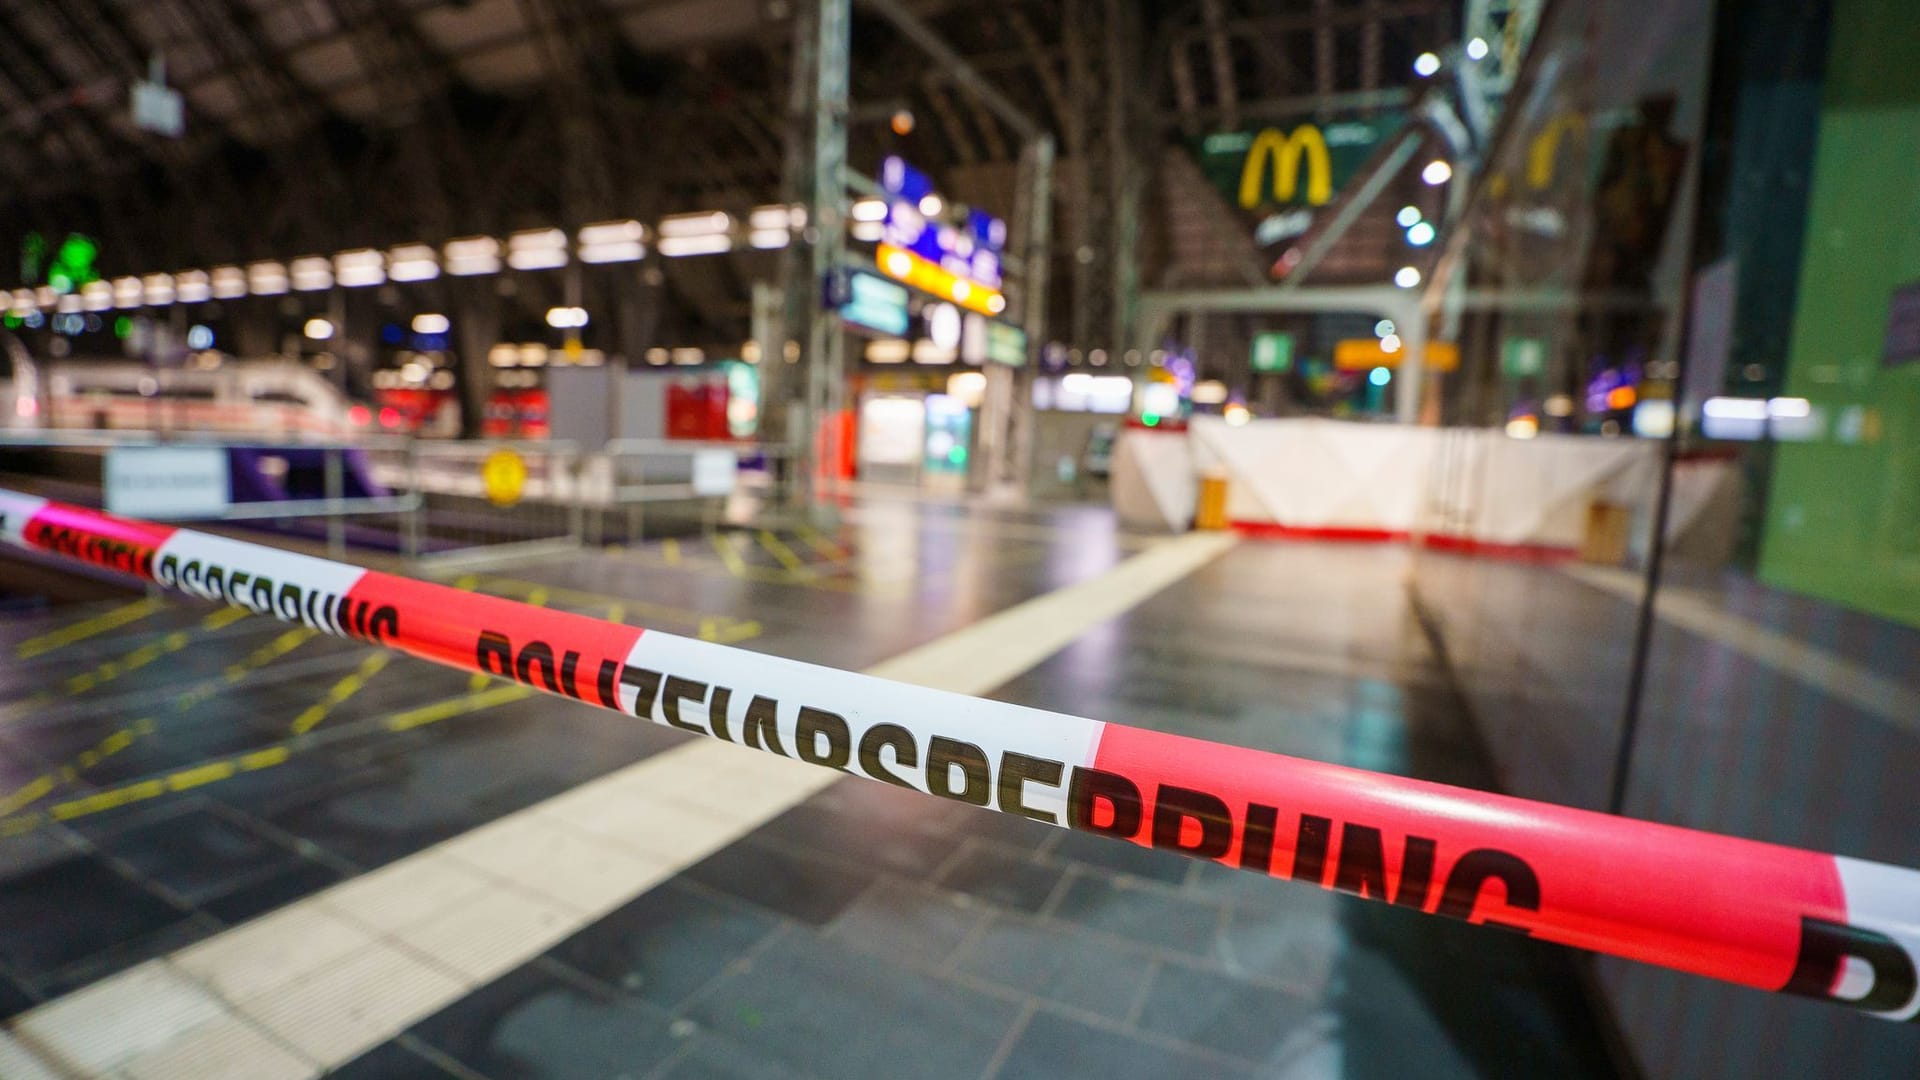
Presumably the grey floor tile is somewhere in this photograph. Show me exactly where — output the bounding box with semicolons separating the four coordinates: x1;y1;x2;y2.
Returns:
1046;873;1222;958
655;1034;815;1080
0;855;185;976
683;840;877;927
993;1008;1254;1080
1131;961;1324;1067
96;806;305;905
408;961;684;1080
1047;828;1191;884
687;932;1022;1080
327;1038;467;1079
947;913;1150;1021
823;879;985;968
547;880;782;1008
746;801;966;878
934;845;1065;915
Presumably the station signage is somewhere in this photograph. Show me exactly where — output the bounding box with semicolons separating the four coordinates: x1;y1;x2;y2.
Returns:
986;322;1028;367
1192;113;1407;265
838;270;910;335
104;446;229;518
1251;332;1293;373
877;156;1008;317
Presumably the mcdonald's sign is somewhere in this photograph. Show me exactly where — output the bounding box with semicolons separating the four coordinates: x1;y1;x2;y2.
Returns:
1238;126;1333;208
1194;113;1405;219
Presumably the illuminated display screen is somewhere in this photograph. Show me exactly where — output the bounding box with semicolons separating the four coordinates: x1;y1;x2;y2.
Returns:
879;156;1007;290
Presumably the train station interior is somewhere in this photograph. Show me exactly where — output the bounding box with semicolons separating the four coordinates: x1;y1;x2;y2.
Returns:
2;0;1918;1077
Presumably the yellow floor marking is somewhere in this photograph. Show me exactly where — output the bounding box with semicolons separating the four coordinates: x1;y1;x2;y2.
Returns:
39;740;294;825
757;530;808;573
15;597;165;660
663;538;681;566
792;522;850;562
711;532;748;576
386;684;536;732
609;545;889;594
0;593;765;836
290;652;393;735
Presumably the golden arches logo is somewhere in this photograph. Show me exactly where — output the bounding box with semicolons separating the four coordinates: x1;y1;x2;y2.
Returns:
1237;126;1333;209
1527;113;1587;191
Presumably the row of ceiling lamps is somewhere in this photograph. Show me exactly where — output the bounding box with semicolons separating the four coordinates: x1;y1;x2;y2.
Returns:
5;200;899;318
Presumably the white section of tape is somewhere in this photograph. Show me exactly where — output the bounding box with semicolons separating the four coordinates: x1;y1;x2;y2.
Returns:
1834;855;1920;1020
152;531;368;632
0;490;49;546
623;631;1105;824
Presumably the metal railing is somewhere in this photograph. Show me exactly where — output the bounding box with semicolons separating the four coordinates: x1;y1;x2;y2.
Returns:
1;428;786;570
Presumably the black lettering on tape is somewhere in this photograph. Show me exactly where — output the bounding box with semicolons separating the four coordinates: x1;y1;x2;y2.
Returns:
707;687;733;741
158;553;179;586
795;707;851;771
517;641;562;693
205;565;225;601
1067;767;1143;839
1333;824;1389;900
477;631;514;677
623;666;665;720
1393;836;1437;909
740;694;786;755
997;752;1065;824
1292;815;1331;885
857;724;918;787
662;676;709;733
367;606;398;645
1151;784;1233;859
596;659;622;709
1435;849;1540;934
1241;803;1280;874
926;736;991;806
1783;917;1919;1013
558;650;583;700
251;576;274;614
276;582;301;621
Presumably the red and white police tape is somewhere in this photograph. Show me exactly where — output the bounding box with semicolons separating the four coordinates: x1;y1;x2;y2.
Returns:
3;488;1917;1018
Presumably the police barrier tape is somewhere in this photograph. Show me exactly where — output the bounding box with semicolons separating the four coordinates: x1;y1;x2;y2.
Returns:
3;489;1918;1020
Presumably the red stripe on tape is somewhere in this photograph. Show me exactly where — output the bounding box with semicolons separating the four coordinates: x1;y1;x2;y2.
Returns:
1090;724;1846;990
20;502;176;580
344;572;643;705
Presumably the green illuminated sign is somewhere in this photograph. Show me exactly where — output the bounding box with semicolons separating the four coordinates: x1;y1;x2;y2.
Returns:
1252;332;1294;373
987;322;1028;366
22;232;100;295
1502;337;1546;377
1193;115;1407;213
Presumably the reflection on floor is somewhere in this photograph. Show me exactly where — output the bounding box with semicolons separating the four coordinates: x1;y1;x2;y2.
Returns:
1;501;1615;1078
1414;548;1920;1079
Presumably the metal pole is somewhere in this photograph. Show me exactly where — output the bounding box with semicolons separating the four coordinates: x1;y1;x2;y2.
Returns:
811;0;850;506
402;437;422;562
1009;134;1055;493
323;445;345;561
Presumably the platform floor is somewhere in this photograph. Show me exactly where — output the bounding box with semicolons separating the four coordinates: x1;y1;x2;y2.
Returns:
0;500;1617;1079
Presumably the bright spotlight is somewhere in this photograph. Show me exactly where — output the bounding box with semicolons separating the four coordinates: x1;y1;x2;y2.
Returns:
1407;221;1437;246
1413;52;1441;77
1394;266;1422;288
1467;37;1490;61
303;317;334;340
1421;160;1453;185
1396;205;1422;227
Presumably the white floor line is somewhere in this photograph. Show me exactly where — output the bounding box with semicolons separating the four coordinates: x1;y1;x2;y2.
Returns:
1559;563;1920;732
5;531;1237;1079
